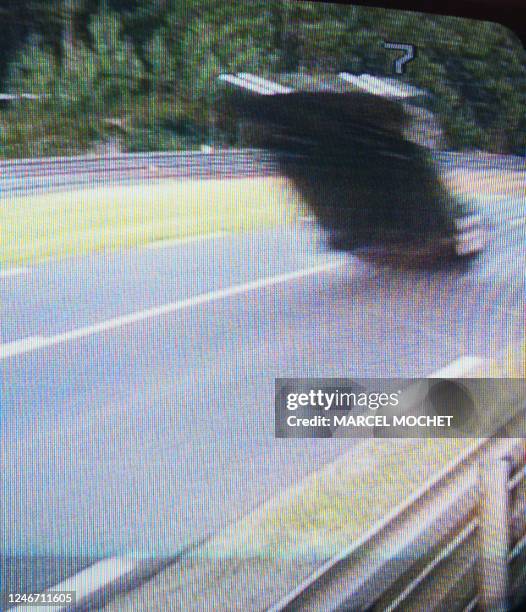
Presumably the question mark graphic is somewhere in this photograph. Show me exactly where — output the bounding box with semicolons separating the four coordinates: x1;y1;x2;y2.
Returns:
383;42;416;75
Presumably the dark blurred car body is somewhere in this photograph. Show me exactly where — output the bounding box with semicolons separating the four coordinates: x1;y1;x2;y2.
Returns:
219;73;485;267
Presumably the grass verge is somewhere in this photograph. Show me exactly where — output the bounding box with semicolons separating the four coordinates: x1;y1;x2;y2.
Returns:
1;177;300;266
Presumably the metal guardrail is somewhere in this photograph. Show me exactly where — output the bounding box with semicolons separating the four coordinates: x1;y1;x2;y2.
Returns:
0;93;43;102
0;149;281;197
0;149;523;174
0;149;277;175
434;151;526;172
268;431;526;612
0;149;524;198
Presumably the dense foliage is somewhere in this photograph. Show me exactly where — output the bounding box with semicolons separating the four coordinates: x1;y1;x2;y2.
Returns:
0;0;524;157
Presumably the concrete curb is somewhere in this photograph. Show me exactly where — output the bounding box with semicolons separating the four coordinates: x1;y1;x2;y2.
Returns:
12;556;182;611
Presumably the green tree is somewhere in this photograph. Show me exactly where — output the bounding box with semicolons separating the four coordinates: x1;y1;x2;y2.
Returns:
1;0;524;157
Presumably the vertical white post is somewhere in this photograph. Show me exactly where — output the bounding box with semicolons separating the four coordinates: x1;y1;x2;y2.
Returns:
477;457;511;611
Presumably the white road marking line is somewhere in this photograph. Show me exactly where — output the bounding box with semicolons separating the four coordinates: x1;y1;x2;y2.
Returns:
0;261;342;359
146;231;227;249
0;267;29;278
0;336;47;358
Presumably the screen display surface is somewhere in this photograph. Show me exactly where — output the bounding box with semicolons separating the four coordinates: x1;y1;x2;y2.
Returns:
1;2;525;610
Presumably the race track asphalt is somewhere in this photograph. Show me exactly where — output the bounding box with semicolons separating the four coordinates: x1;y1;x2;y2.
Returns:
1;190;524;600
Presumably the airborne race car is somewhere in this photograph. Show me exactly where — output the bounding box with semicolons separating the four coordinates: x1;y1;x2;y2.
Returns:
218;72;485;267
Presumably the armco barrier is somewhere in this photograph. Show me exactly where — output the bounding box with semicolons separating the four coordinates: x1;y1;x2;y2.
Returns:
0;150;281;196
268;431;526;612
0;149;277;176
1;150;522;177
1;149;524;198
0;150;281;197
